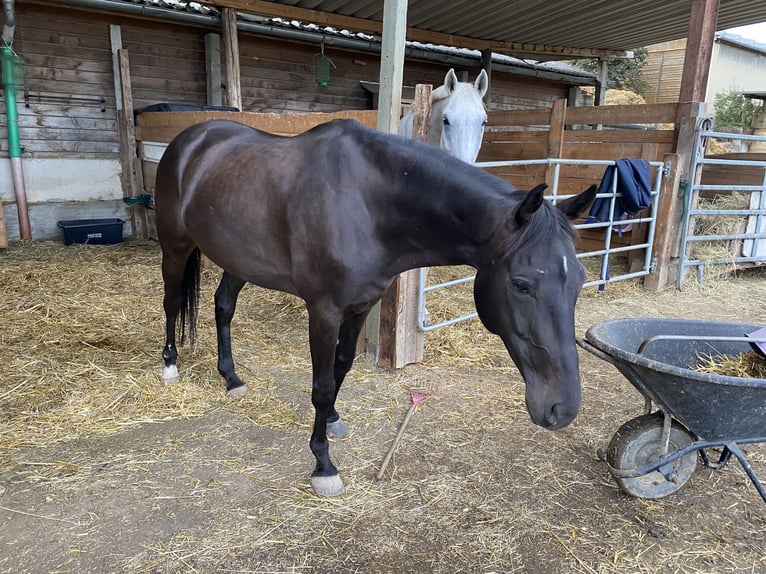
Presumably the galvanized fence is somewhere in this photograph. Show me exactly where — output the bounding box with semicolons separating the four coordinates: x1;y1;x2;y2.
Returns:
677;122;766;288
418;158;665;332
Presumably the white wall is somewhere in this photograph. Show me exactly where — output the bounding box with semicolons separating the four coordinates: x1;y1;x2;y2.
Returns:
1;158;131;241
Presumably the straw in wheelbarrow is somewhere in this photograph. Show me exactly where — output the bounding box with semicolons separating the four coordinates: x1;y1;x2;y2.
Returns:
376;380;438;481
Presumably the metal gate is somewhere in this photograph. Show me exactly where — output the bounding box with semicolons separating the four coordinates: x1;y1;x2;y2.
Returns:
677;120;766;288
418;157;666;332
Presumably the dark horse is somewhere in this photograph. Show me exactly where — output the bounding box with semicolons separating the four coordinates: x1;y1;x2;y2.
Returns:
155;118;596;496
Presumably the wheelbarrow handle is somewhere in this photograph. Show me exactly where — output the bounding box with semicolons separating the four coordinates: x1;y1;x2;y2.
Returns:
637;334;766;354
576;337;619;366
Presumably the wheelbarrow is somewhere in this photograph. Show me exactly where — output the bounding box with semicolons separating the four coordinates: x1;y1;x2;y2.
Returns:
578;318;766;503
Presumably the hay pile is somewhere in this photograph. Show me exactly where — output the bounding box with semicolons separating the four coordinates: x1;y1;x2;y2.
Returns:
689;192;751;279
695;351;766;379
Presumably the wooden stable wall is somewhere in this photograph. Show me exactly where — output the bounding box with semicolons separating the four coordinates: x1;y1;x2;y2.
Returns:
480;102;678;192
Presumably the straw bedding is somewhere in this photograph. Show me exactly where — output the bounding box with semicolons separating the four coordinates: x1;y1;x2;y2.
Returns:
1;240;765;574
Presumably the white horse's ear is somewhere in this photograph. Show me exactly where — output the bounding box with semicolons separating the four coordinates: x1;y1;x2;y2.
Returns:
444;69;458;94
475;69;489;98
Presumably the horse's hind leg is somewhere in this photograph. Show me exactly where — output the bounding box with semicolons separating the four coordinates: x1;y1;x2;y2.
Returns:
325;310;370;438
215;271;248;397
160;247;198;384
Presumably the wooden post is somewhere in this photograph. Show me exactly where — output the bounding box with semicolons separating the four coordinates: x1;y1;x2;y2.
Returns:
644;153;686;291
221;7;242;110
364;0;408;362
595;58;608;106
114;46;147;239
205;33;223;107
378;84;431;369
676;0;719;123
544;99;567;188
481;49;492;106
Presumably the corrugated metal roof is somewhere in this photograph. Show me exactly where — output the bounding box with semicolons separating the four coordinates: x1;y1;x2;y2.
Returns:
214;0;765;57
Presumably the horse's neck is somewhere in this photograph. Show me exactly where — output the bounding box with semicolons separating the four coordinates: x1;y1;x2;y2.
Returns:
385;170;510;271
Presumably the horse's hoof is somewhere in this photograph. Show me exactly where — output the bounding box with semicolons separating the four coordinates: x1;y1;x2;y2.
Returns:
326;418;348;438
226;385;248;398
161;365;181;385
311;474;345;497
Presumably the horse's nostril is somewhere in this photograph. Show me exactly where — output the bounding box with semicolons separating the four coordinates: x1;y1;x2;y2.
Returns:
546;402;576;430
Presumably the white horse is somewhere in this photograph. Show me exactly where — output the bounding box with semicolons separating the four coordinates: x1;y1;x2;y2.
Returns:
399;68;489;163
400;68;490;326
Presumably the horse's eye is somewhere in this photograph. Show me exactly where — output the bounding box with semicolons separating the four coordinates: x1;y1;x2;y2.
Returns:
443;116;450;126
512;279;532;294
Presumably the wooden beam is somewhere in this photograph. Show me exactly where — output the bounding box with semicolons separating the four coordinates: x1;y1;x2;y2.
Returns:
481;48;492;106
594;58;608;106
206;0;632;61
117;49;148;239
644;153;685;291
205;33;223;107
544;99;567;187
221;7;242;110
677;0;719;121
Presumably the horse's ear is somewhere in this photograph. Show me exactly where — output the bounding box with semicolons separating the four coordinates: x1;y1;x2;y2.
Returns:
516;184;547;225
475;69;489;98
556;184;597;221
444;69;458;94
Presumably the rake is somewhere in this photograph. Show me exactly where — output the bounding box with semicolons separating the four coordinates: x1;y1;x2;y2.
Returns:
376;380;438;481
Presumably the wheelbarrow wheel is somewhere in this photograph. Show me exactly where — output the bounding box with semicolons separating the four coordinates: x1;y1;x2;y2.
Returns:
606;412;697;499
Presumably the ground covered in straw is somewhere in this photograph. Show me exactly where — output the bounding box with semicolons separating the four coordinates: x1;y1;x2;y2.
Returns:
1;240;765;574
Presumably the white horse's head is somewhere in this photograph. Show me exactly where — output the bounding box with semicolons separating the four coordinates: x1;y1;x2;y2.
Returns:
429;68;489;164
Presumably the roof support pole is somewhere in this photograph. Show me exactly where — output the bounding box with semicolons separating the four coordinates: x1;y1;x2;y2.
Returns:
364;0;407;363
677;0;719;122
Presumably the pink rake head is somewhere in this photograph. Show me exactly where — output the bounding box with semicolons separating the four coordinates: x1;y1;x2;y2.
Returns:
409;380;438;408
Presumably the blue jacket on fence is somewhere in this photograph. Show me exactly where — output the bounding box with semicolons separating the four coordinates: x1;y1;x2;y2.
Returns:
586;159;652;226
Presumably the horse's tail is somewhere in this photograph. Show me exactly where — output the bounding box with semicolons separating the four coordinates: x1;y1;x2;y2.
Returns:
178;247;201;347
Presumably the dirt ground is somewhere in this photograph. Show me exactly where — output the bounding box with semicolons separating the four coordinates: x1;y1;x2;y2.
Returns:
0;241;765;574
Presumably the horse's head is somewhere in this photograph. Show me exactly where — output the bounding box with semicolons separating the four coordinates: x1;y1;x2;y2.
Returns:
474;184;597;430
430;68;488;164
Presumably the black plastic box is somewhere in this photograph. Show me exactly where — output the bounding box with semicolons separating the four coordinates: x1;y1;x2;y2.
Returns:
57;218;125;245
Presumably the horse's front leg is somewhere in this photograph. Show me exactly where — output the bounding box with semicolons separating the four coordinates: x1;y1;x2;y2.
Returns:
215;272;248;397
325;310;370;438
307;307;346;496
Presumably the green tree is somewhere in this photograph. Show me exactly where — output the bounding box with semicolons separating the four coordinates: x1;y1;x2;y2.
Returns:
572;47;649;94
713;91;762;129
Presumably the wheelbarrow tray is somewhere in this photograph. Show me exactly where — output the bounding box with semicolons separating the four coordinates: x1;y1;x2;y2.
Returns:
582;318;766;441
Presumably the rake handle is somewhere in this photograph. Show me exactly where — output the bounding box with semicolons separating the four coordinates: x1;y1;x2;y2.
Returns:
376;403;418;481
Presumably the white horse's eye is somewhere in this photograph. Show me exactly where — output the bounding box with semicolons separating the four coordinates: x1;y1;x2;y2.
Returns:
443;116;450;126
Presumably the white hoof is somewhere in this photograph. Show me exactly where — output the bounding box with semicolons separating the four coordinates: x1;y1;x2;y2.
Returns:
226;385;248;398
326;418;348;438
161;365;181;385
311;474;345;497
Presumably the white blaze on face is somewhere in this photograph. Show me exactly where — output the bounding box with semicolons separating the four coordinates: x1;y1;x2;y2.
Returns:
562;256;568;275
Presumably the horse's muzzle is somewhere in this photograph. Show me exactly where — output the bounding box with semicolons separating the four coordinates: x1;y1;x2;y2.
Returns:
526;390;581;430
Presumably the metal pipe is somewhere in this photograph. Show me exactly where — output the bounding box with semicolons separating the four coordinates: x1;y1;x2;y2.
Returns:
2;0;14;43
2;0;31;240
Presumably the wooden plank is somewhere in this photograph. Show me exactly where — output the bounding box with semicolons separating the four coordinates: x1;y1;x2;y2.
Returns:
565;103;679;125
205;33;223;107
136;110;379;142
118;49;149;239
487;108;554;127
545;99;567;186
564;130;675;144
0;203;7;248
